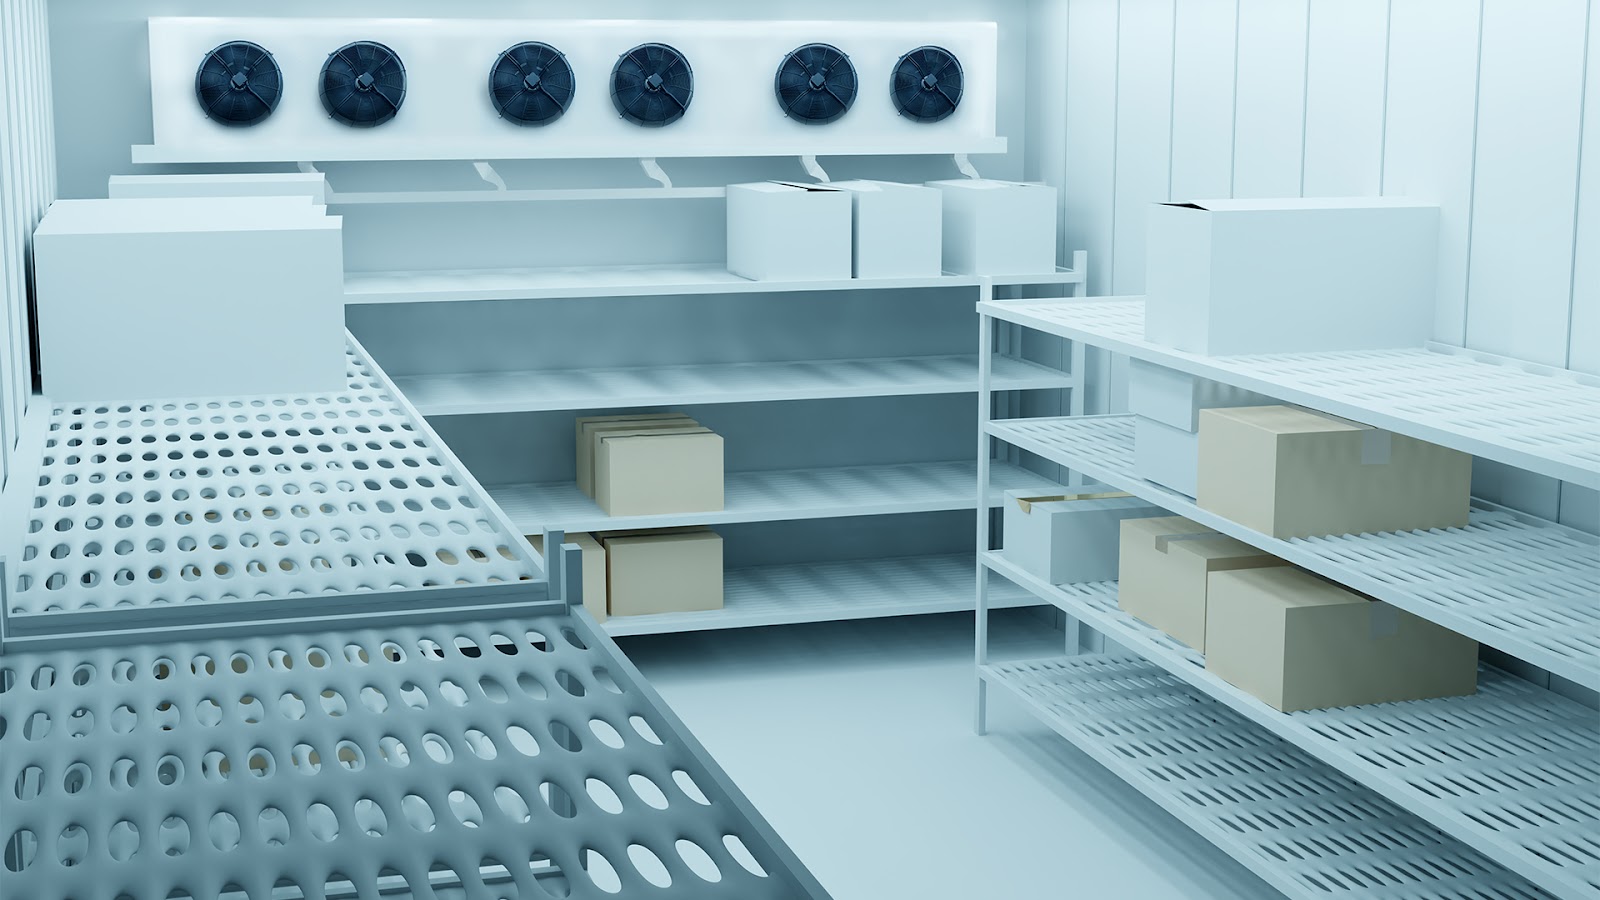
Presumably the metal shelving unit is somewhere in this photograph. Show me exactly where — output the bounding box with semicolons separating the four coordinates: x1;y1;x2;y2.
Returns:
973;297;1600;900
988;414;1600;690
0;333;831;900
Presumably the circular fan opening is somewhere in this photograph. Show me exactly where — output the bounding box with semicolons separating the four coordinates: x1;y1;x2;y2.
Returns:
891;45;964;123
321;41;407;128
775;43;857;125
195;41;281;127
490;41;575;127
611;42;693;128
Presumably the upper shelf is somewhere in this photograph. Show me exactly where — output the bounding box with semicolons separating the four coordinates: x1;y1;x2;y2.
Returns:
395;354;1073;417
978;298;1600;489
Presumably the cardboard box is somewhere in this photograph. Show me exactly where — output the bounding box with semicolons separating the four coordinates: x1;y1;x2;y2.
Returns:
1117;516;1288;652
830;180;943;279
34;196;345;401
1003;490;1164;584
595;428;724;516
1206;566;1478;711
926;179;1058;275
603;528;723;617
1197;405;1471;539
575;413;696;497
1128;359;1273;432
1144;198;1439;356
726;182;852;281
1133;416;1201;497
529;532;608;623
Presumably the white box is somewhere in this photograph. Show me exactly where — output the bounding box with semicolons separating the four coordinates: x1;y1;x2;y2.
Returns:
1003;489;1164;584
927;179;1058;275
1135;416;1201;497
1128;358;1273;431
34;196;345;401
1144;198;1439;355
726;181;852;281
830;180;943;279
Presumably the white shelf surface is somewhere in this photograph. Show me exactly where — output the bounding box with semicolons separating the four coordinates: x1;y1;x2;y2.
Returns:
977;298;1600;489
329;186;729;205
605;553;1040;637
988;414;1600;691
398;354;1072;417
983;553;1600;900
982;654;1553;900
494;459;1061;534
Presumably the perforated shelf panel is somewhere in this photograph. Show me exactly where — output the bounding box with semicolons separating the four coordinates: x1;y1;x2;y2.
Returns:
0;612;817;899
982;556;1600;900
492;460;1063;534
605;553;1039;636
2;337;541;637
977;298;1600;488
983;654;1554;900
393;354;1072;417
987;414;1600;691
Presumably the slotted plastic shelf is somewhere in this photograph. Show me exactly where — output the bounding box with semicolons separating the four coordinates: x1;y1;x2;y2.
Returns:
393;354;1071;417
982;557;1600;899
978;298;1600;488
988;414;1600;691
491;459;1063;534
606;553;1038;636
0;612;817;899
983;654;1554;900
2;337;540;638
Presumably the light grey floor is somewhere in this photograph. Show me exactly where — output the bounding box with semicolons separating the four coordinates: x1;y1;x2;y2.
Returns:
621;609;1282;900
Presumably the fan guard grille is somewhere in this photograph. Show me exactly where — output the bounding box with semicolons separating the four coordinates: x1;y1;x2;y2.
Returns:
891;45;964;123
320;41;407;128
490;41;575;126
195;41;281;127
611;42;694;127
775;43;858;125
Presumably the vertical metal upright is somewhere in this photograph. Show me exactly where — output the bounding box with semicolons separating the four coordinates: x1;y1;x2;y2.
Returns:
974;278;995;736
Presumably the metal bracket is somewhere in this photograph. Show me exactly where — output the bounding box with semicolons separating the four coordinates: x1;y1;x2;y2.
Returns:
473;161;508;191
639;157;673;188
954;153;981;179
296;161;320;174
799;154;831;183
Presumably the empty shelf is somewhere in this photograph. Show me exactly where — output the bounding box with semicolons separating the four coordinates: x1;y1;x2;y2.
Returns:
397;355;1072;417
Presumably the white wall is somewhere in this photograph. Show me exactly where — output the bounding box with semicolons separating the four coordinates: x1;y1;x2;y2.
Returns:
0;0;56;488
1052;0;1598;532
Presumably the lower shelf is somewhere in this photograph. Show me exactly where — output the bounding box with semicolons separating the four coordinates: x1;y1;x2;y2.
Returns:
983;552;1600;900
605;553;1040;637
983;655;1551;900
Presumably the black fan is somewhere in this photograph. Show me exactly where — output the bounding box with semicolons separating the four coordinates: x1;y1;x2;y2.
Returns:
891;45;964;123
610;43;693;127
195;41;281;127
490;42;575;126
775;43;857;124
320;41;407;128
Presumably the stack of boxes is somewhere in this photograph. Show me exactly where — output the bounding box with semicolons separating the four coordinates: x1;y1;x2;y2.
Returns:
1031;195;1480;712
726;178;1058;281
533;413;727;622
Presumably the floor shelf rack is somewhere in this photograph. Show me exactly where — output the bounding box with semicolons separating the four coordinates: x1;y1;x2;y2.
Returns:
974;297;1600;900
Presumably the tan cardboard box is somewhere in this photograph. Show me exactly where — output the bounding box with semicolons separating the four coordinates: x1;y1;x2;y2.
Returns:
575;413;696;497
1205;566;1478;712
1196;405;1471;539
595;428;724;516
528;532;608;623
602;528;723;617
1117;516;1288;652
